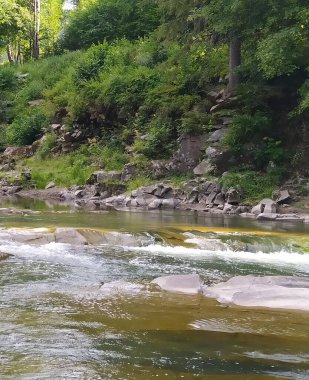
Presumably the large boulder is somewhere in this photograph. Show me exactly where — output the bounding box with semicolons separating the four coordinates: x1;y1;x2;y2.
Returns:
193;159;215;176
207;128;228;143
152;274;202;295
173;134;208;169
226;188;241;205
273;189;292;204
121;163;137;182
54;228;88;245
251;198;278;214
203;275;309;311
2;146;34;159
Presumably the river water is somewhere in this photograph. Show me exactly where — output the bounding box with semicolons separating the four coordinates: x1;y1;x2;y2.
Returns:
0;201;308;379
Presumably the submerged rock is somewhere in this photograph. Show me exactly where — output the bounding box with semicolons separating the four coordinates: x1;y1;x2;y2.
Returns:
0;252;13;261
151;274;202;295
0;228;88;246
203;275;309;311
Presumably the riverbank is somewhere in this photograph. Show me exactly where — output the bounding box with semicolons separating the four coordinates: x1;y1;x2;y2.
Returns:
11;181;309;225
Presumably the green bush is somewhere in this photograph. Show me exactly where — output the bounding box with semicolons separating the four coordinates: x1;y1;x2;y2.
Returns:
61;0;159;50
0;65;17;90
73;43;109;85
134;117;176;159
36;132;57;159
221;170;284;203
6;109;49;146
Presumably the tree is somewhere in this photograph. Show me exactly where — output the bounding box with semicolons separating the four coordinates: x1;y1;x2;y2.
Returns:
200;0;308;91
0;0;31;63
61;0;159;50
33;0;40;59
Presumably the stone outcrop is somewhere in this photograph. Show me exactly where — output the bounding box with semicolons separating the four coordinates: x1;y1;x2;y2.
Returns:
47;122;100;154
0;228;88;246
251;198;278;215
98;179;244;213
203;275;309;311
151;274;202;295
151;274;309;311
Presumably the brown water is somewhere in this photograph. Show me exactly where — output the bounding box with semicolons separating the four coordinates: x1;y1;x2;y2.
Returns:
0;203;308;379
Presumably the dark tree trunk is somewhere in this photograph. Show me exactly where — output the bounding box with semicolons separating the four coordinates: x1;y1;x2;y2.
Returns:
6;45;14;64
33;0;40;60
228;37;241;93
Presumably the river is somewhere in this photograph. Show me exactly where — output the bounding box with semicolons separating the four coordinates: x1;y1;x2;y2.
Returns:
0;200;308;379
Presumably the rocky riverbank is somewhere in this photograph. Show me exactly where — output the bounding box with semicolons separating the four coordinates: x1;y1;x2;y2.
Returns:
1;177;307;224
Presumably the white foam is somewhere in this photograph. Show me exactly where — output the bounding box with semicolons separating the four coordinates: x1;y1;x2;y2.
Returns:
126;244;309;272
0;242;95;267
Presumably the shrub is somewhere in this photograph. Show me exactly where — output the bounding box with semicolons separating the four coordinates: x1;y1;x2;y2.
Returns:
221;170;284;203
6;109;49;146
73;43;109;85
134;117;176;159
36;132;57;159
0;65;17;90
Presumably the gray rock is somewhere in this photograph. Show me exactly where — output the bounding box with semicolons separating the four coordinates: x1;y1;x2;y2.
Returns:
226;188;241;205
257;213;278;220
251;203;263;215
45;182;56;189
276;214;304;222
223;204;238;214
6;186;22;195
172;134;208;170
161;198;179;209
252;199;278;214
148;199;162;210
213;192;225;206
275;190;292;204
203;275;309;311
54;228;88;245
74;190;84;198
207;128;228;143
261;198;278;213
0;252;12;261
206;191;218;205
121;163;137;182
205;146;220;159
207;91;220;103
152;274;202;295
188;189;199;203
240;212;256;218
193;159;215;176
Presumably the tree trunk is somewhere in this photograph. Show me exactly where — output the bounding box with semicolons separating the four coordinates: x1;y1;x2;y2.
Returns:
17;42;22;65
228;37;241;93
6;45;14;64
33;0;40;60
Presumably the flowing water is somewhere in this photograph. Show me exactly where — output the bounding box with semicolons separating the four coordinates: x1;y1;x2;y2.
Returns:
0;200;309;379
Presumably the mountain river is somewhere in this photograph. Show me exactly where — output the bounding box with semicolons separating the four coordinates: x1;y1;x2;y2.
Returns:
0;199;308;379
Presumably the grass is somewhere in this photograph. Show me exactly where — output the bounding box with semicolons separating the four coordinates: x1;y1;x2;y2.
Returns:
20;154;96;189
220;170;281;204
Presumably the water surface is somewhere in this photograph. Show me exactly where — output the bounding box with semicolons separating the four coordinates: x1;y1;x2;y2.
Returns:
0;203;308;379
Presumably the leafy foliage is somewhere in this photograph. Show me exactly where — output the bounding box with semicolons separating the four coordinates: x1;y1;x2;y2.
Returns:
61;0;159;50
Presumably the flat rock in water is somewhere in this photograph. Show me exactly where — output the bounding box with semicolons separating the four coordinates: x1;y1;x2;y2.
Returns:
151;274;202;295
54;228;88;245
0;228;89;246
203;275;309;311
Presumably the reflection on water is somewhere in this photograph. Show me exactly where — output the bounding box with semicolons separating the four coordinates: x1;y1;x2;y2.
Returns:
0;202;308;379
